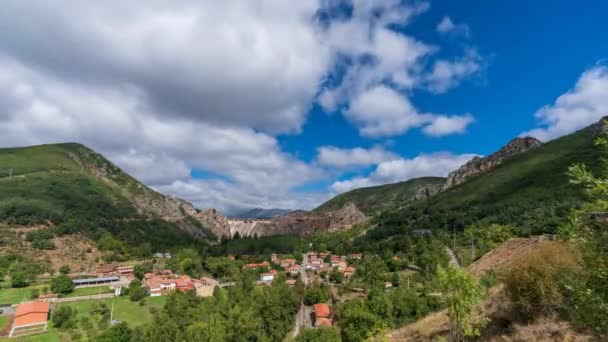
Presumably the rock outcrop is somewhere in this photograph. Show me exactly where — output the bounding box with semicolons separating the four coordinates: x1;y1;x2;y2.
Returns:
225;203;367;238
411;183;442;201
442;137;541;190
591;116;608;137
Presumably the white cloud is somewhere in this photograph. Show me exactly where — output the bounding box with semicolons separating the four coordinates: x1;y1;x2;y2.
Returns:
523;65;608;141
346;86;432;137
0;1;484;212
424;49;483;93
344;85;475;138
317;146;398;168
436;16;470;37
423;113;475;137
331;152;478;193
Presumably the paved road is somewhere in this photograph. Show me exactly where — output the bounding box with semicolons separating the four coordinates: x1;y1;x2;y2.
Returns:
292;253;312;337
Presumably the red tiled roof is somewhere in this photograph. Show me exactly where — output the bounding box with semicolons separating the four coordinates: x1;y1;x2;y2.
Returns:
344;266;355;273
313;304;331;318
14;302;50;326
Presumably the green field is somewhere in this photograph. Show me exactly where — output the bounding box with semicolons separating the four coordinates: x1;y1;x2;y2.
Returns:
64;286;114;298
0;285;45;305
58;296;167;327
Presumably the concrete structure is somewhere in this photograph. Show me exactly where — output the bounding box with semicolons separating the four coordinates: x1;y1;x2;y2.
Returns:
73;276;119;286
9;302;50;338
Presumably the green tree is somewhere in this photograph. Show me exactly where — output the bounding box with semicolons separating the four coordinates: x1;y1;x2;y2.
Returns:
51;274;75;295
391;272;400;288
339;300;385;342
97;322;133;342
295;327;341;342
127;279;148;302
59;265;70;275
53;306;76;329
10;271;29;288
437;266;485;342
133;261;153;280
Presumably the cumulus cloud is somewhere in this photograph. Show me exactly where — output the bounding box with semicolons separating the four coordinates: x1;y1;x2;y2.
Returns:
424;49;483;93
345;85;475;138
523;65;608;141
0;1;483;212
423;113;475;137
436;16;471;37
317;146;398;168
331;152;477;193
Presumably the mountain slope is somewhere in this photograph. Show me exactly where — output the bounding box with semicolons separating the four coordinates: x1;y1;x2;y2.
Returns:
397;122;604;235
315;177;446;214
0;143;217;248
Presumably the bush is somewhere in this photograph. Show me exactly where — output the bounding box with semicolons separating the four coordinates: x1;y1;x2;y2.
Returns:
504;242;581;318
11;272;29;288
51;274;75;295
53;306;76;329
59;265;70;275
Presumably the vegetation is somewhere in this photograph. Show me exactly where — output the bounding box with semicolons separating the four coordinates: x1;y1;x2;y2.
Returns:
50;274;75;295
0;143;211;256
295;327;341;342
437;266;485;342
315;177;445;214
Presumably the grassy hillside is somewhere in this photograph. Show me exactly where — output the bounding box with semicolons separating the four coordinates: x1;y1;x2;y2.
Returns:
0;143;202;252
315;177;446;214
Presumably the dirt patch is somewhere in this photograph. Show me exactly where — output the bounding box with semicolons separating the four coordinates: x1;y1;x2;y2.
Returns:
467;236;554;277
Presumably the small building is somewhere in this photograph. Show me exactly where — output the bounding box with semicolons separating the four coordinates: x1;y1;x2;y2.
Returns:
260;269;277;283
348;253;362;260
10;302;50;338
279;258;297;268
285;279;296;287
313;303;332;327
95;263;118;277
412;229;431;236
116;266;134;275
73;276;119;287
343;266;355;279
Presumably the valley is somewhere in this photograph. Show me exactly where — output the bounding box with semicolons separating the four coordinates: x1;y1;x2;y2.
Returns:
0;118;607;341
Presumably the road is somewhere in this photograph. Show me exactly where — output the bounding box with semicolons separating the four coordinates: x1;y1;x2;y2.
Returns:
445;247;460;268
292;253;312;338
55;293;115;302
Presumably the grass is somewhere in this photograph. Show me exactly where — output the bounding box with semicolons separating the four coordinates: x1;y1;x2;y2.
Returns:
63;286;114;298
0;285;45;305
58;296;167;327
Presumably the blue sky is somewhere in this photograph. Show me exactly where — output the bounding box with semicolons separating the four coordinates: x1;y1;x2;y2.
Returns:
0;1;607;213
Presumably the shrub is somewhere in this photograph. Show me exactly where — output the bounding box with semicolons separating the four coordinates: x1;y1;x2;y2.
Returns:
504;242;581;318
11;272;29;288
53;306;76;329
51;274;75;295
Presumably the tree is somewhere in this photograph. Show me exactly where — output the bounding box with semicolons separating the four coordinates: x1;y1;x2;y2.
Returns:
10;271;29;288
134;261;153;280
51;274;75;295
128;279;148;302
437;266;485;342
59;265;70;275
53;306;76;329
295;327;341;342
98;322;133;342
391;272;400;288
339;300;385;342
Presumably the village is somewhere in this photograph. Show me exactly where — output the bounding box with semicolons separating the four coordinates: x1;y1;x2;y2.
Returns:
0;249;366;339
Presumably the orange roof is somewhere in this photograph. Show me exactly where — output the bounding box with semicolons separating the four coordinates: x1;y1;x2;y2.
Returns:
14;302;50;326
316;317;333;327
313;303;331;318
344;266;355;273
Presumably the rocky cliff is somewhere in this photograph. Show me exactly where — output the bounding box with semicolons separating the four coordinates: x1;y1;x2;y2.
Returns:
225;202;367;238
411;183;442;201
442;137;542;190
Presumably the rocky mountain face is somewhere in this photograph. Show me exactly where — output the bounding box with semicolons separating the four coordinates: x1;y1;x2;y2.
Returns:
442;137;542;190
411;183;442;201
225;202;367;238
591;116;608;137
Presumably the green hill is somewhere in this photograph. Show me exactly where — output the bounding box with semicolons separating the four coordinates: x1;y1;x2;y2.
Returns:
315;177;446;214
0;143;213;252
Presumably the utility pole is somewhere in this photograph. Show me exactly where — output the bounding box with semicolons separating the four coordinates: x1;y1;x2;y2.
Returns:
110;299;115;324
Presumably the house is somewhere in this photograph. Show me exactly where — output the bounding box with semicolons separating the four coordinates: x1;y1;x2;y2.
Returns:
9;302;51;338
313;303;332;327
164;253;172;259
260;269;278;283
285;264;300;276
36;294;58;303
285;279;296;287
279;258;297;268
153;252;164;258
343;266;355;279
94;263;118;277
116;266;134;275
348;253;362;260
